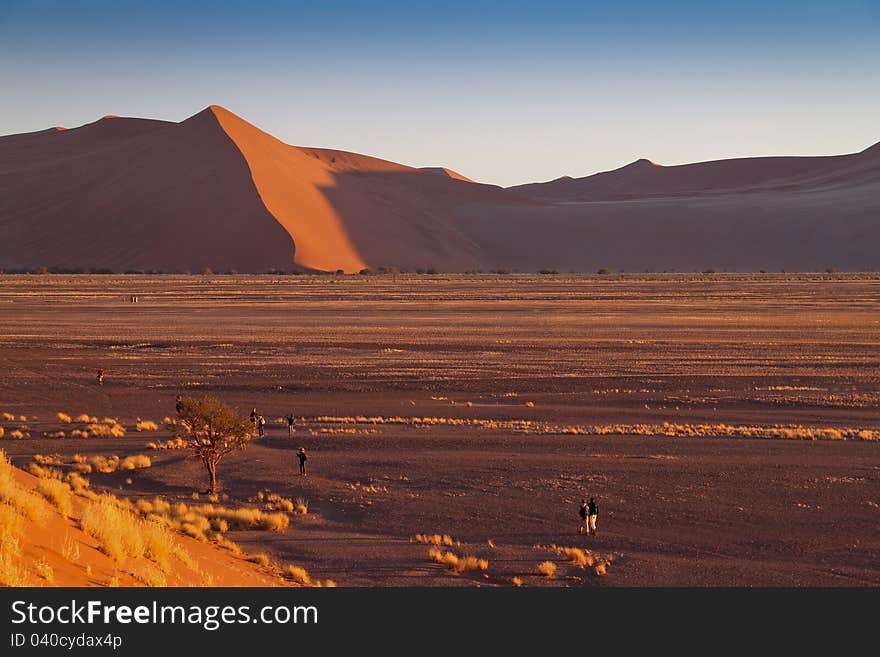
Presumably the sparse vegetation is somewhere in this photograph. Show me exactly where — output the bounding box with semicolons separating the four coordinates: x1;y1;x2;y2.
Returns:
428;547;488;574
136;420;159;432
37;478;73;516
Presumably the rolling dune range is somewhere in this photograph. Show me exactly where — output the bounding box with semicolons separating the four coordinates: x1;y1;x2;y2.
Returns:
1;106;878;272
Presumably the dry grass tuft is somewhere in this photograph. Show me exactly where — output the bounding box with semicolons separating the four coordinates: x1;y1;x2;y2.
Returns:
1;412;15;421
34;558;54;584
136;420;159;432
428;547;488;573
0;451;49;524
512;576;523;587
284;564;312;585
538;561;557;577
37;478;73;516
246;553;270;567
57;412;72;424
120;455;152;470
415;533;456;547
146;437;187;450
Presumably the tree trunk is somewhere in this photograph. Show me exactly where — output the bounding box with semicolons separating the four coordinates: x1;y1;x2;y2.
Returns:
205;459;217;495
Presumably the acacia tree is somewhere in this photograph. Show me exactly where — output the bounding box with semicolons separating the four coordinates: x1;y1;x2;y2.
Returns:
172;396;252;494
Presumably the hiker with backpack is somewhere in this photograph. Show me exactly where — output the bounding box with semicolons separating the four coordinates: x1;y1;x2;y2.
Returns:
578;498;589;534
286;413;295;436
587;497;599;536
297;447;308;476
257;414;266;437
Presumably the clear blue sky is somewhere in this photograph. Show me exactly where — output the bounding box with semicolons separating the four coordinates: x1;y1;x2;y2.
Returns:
1;0;878;186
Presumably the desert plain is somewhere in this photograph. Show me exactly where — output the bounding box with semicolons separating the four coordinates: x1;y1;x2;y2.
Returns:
1;273;878;586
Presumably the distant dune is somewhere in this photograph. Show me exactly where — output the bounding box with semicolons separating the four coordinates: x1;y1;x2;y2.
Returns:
419;167;477;183
1;106;878;272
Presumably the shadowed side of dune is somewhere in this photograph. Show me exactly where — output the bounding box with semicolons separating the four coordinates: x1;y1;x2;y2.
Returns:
0;111;295;272
212;106;530;272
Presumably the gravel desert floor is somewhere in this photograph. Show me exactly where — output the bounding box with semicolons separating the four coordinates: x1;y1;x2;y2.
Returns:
1;273;878;586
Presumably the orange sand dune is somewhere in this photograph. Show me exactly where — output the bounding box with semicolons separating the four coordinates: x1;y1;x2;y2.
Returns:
3;464;281;587
1;105;878;272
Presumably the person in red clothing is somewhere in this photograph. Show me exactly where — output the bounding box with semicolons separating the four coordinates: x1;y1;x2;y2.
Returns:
97;368;105;385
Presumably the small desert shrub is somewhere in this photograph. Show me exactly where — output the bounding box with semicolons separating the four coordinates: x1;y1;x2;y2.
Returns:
594;563;607;576
0;428;4;438
9;430;24;440
33;455;65;466
246;553;270;567
64;471;91;494
37;478;73;516
74;414;93;423
525;401;535;408
512;577;523;587
70;429;90;439
89;455;120;473
57;413;72;424
538;561;557;577
44;430;66;439
1;412;15;421
86;423;126;438
136;420;159;432
294;497;308;515
284;564;312;585
120;455;151;470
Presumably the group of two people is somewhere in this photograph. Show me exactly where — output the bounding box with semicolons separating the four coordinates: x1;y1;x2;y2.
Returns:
579;497;599;536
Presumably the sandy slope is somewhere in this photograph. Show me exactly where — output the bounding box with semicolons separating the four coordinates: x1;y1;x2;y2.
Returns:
4;465;282;587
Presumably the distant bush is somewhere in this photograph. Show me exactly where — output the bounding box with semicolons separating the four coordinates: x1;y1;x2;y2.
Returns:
538;269;559;275
596;268;611;275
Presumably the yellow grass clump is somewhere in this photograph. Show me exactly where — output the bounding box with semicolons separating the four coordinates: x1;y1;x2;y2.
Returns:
1;412;15;422
427;547;488;573
120;455;152;470
9;430;25;440
246;553;270;567
415;533;456;547
86;423;126;438
136;420;159;432
64;471;91;494
0;428;4;438
538;561;557;577
284;564;312;585
57;412;72;424
147;437;187;450
37;478;73;516
0;504;30;586
0;451;49;524
512;576;523;587
79;494;178;571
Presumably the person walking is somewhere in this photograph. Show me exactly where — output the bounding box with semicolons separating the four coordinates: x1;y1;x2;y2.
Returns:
97;368;105;385
249;407;258;428
587;497;599;536
285;413;295;436
578;498;589;534
257;415;266;437
297;447;308;476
